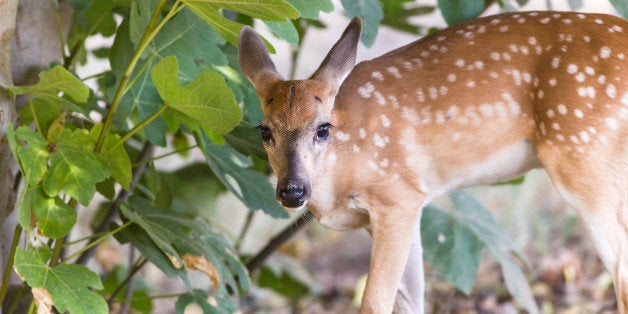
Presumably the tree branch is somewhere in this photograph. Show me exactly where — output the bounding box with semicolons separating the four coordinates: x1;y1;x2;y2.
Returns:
245;210;313;274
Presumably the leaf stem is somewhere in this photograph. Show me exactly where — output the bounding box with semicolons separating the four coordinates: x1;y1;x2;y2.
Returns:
131;144;198;167
50;0;67;64
62;220;133;263
106;257;148;307
95;0;183;152
49;237;65;267
0;224;22;304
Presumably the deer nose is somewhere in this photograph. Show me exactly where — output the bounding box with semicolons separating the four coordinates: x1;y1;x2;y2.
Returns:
277;184;307;208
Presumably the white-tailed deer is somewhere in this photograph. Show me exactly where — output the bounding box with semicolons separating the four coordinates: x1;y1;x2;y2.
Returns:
239;11;627;313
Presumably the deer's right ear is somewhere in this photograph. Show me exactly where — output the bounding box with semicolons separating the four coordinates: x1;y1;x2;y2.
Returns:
238;27;283;101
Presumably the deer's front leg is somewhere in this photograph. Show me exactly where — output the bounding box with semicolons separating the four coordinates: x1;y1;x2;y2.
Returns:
361;203;421;314
394;211;424;313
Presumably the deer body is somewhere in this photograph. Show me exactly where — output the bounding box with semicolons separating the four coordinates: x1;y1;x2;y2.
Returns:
239;11;627;313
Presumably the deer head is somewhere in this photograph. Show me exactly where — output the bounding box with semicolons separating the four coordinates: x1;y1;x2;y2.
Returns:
238;18;362;210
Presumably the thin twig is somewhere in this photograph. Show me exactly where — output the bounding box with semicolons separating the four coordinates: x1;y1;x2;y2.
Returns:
0;224;22;303
106;257;148;308
235;211;255;252
245;210;313;274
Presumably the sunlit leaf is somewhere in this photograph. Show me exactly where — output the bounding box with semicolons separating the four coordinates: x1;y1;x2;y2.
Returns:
42;128;111;205
8;66;89;104
91;124;132;190
27;187;77;239
151;56;241;134
15;247;107;314
182;0;299;46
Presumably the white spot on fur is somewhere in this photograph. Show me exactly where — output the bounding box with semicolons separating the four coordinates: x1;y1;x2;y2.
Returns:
574;109;584;118
551;57;561;69
455;59;465;67
358;82;374;98
371;71;384;81
387;67;402;79
600;47;612;59
557;104;567;115
380;114;391;128
373;133;386;148
566;63;578;74
579;131;590;143
606;84;616;98
547;109;555;118
374;91;386;105
549;78;557;87
447;73;457;82
359;128;367;140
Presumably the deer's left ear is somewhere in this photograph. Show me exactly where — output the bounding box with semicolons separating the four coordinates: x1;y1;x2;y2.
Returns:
311;17;362;93
238;26;283;100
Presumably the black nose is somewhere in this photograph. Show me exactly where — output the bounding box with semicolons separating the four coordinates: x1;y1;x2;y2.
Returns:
278;185;307;208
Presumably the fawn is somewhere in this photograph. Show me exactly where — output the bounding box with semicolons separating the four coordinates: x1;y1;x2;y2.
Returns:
238;11;627;313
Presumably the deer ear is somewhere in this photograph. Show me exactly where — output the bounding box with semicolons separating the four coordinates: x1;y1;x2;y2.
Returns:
238;26;283;100
311;17;362;92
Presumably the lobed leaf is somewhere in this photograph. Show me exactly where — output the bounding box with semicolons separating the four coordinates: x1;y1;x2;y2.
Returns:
15;247;107;314
151;56;241;134
27;187;77;239
182;0;300;46
42;128;111;206
8;66;89;104
286;0;333;19
200;135;288;218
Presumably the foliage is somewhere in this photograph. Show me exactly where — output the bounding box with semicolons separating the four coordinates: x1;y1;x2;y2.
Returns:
2;0;625;313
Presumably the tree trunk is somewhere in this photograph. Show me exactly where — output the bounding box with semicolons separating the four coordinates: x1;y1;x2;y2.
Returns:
0;2;20;300
1;1;71;311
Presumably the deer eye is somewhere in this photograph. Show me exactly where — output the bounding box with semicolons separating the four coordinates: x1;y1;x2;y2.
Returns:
315;123;331;142
256;125;273;144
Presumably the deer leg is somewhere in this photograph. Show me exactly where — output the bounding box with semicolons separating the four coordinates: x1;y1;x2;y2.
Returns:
539;146;628;311
394;211;425;314
361;202;421;314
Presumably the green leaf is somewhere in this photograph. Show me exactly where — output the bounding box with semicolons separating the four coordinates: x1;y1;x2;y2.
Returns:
421;204;483;294
257;254;320;302
119;196;250;304
381;0;434;34
610;0;628;18
109;7;230;146
15;247;107;314
67;0;94;11
448;191;538;313
340;0;383;47
27;187;77;239
182;0;299;46
175;289;221;314
151;56;241;134
264;20;299;45
223;120;267;158
11;126;50;184
8;65;89;104
42;128;111;205
437;0;485;25
200;135;288;218
286;0;333;19
91;124;132;190
130;0;157;45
